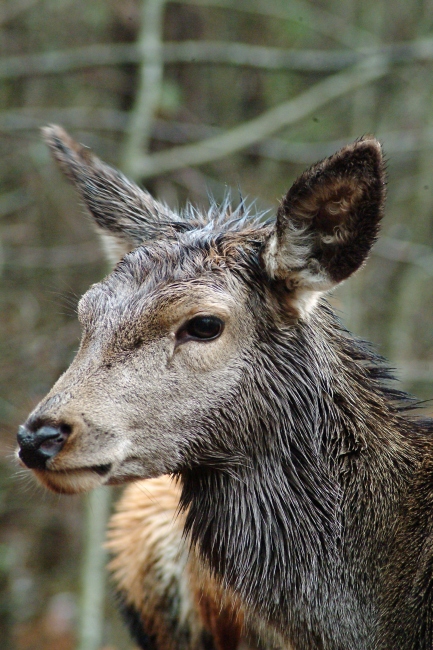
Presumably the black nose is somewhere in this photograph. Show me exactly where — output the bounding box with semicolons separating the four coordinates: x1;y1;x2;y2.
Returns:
17;424;70;469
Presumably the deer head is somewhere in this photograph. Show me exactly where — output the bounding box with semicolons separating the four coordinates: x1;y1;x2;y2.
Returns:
17;126;385;497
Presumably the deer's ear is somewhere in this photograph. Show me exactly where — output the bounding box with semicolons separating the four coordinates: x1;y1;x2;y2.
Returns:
43;125;185;265
262;137;386;316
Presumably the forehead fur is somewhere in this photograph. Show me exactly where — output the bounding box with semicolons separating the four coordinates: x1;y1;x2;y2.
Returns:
79;227;271;325
114;226;270;287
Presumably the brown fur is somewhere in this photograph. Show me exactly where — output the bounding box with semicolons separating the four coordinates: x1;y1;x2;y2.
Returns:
17;127;433;649
107;478;244;650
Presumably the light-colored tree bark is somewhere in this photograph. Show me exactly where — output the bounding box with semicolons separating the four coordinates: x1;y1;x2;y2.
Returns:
77;488;112;650
120;0;167;178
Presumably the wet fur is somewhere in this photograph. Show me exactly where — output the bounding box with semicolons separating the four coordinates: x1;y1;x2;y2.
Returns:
19;128;433;649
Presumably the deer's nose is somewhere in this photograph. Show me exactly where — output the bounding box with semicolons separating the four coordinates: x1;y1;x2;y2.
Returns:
17;423;71;469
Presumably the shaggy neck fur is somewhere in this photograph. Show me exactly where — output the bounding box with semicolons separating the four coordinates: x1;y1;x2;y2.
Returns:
180;303;428;650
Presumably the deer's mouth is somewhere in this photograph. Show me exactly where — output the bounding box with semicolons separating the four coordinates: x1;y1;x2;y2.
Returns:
21;448;165;494
32;463;112;494
91;463;112;476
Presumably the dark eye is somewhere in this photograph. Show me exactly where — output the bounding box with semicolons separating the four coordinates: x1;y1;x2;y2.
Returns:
177;315;224;343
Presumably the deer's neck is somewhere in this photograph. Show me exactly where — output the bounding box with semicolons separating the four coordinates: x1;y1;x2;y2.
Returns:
180;309;423;648
181;460;370;649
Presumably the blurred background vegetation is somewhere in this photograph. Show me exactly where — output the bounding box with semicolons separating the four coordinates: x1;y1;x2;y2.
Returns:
1;0;433;648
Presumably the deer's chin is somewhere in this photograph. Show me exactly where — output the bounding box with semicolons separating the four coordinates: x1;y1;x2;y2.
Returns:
32;466;111;494
26;456;165;494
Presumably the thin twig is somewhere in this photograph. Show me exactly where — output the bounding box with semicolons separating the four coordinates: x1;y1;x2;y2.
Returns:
3;38;433;81
0;43;137;79
0;107;129;131
165;39;433;70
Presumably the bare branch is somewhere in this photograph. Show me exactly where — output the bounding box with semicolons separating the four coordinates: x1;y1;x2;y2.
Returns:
165;41;361;71
0;44;138;79
3;38;433;80
119;0;167;177
0;107;129;131
130;58;389;178
165;40;433;70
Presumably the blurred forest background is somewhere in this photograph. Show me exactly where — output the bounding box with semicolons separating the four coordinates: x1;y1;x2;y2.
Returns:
1;0;433;648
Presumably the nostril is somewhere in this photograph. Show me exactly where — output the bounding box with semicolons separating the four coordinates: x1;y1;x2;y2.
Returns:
37;427;68;455
17;423;71;469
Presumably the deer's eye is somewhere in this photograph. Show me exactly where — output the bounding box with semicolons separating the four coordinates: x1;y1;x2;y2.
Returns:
177;315;224;343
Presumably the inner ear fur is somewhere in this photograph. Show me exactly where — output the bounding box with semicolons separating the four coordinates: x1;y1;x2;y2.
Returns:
263;137;386;292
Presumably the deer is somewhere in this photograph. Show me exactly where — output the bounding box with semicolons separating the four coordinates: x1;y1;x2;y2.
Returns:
16;126;433;650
